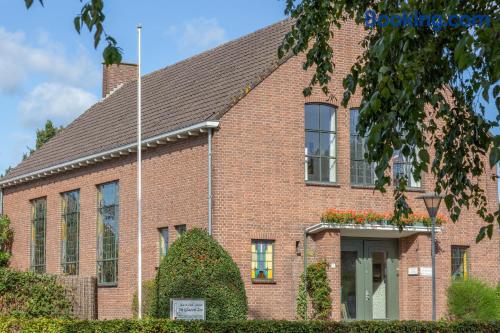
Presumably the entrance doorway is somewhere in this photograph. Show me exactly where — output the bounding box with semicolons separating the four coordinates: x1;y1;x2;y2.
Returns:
340;238;399;320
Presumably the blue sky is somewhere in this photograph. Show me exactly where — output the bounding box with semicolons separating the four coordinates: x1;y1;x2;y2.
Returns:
0;1;497;177
0;0;285;173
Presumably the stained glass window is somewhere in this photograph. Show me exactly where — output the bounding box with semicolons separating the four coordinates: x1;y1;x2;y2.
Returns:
31;197;47;273
305;104;336;183
350;108;376;185
251;240;274;281
451;246;470;280
61;190;80;275
97;181;119;285
159;227;168;261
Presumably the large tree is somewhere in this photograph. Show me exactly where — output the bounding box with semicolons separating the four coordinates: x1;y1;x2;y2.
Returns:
280;0;499;240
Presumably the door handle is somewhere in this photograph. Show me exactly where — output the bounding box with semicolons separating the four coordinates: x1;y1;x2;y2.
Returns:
365;290;370;301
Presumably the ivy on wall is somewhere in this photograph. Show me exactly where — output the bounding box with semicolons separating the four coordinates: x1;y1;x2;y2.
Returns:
296;262;332;320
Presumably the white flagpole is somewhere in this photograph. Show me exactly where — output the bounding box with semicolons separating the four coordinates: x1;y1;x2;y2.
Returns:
136;24;143;320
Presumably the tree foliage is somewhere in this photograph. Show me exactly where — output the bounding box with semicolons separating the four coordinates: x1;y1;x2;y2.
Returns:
155;228;247;320
280;0;499;239
23;0;122;64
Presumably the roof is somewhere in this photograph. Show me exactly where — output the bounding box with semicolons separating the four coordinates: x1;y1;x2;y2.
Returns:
1;19;293;185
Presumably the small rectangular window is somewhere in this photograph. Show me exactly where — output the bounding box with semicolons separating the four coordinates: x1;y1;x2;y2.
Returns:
305;104;336;183
61;190;80;275
350;108;376;185
175;224;186;238
97;181;119;285
251;240;274;282
30;197;47;273
159;227;169;260
451;246;470;280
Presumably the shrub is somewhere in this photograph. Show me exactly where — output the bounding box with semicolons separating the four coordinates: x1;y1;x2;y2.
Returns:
155;228;247;320
447;278;500;320
0;318;499;333
0;215;13;267
296;262;332;320
0;268;73;318
131;279;157;318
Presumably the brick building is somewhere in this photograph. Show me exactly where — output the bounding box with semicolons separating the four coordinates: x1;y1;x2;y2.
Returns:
1;20;498;320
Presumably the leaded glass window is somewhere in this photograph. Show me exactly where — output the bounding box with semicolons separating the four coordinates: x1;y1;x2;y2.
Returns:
97;181;119;285
31;197;47;273
251;240;274;281
305;104;336;183
175;224;186;238
350;108;375;185
451;246;470;280
61;190;80;275
159;227;168;261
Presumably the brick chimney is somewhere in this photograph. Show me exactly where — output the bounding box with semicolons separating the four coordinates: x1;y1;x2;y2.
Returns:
102;63;138;97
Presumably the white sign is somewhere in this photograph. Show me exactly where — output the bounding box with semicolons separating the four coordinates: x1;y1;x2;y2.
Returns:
170;299;206;320
420;267;433;277
408;267;419;276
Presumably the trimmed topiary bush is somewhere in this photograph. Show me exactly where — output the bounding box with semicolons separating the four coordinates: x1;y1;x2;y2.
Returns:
132;279;157;318
447;278;500;320
155;228;247;320
0;268;73;318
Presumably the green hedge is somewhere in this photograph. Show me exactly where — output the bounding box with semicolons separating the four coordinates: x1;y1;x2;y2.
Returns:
0;268;73;319
0;318;499;333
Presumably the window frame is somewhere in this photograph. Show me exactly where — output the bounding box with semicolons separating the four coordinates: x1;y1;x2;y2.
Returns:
349;108;376;186
251;239;275;284
30;197;47;273
392;149;422;189
61;189;80;275
96;181;120;287
175;224;186;238
304;103;337;184
451;245;470;280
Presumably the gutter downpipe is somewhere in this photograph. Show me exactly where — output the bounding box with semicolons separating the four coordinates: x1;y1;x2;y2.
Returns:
0;188;3;216
208;128;212;236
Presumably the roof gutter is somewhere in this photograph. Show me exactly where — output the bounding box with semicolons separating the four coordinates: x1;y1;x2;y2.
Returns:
0;120;220;189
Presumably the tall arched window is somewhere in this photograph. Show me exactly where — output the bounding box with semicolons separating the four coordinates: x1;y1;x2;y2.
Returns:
304;103;336;183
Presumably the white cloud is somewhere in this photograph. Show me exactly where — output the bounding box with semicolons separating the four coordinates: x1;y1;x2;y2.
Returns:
0;27;99;93
19;82;97;128
166;17;227;52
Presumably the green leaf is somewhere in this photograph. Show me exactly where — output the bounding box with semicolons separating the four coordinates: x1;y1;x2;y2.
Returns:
73;16;81;34
418;149;430;164
486;223;493;239
476;226;486;243
489;147;500;167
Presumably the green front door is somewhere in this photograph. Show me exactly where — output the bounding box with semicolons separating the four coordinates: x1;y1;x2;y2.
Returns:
340;238;399;320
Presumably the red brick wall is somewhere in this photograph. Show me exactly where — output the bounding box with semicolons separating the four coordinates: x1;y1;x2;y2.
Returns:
3;20;499;321
3;136;208;319
211;19;499;320
102;63;137;97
